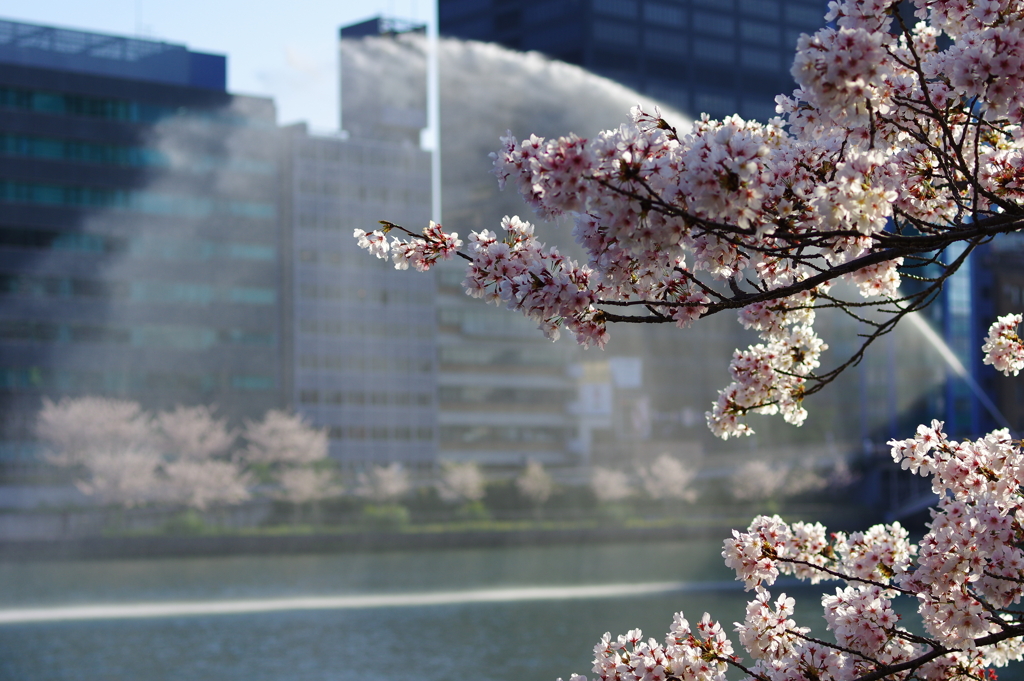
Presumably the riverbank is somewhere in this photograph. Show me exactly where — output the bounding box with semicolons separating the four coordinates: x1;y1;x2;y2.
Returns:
0;504;880;561
0;522;742;561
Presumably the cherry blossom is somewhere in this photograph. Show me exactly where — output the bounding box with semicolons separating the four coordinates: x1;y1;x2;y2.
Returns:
355;462;410;503
639;454;698;502
358;0;1024;676
516;460;554;507
357;0;1024;439
982;314;1024;376
590;467;633;503
436;460;486;504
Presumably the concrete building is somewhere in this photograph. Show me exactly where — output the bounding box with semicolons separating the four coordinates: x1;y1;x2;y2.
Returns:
282;125;438;470
339;21;582;469
0;19;285;474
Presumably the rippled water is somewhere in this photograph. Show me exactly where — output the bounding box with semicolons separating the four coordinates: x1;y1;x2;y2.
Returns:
0;539;924;681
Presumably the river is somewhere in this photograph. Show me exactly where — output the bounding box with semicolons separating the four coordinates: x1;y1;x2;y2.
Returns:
0;538;955;681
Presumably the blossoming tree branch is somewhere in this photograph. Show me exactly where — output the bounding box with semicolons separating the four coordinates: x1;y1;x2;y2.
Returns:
355;0;1024;676
358;0;1024;439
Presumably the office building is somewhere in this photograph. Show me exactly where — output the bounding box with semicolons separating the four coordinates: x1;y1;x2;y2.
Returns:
0;19;284;472
439;0;827;121
340;22;583;469
282;124;438;469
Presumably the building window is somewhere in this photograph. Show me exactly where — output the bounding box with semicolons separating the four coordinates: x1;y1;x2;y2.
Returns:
785;28;806;50
525;1;568;23
594;20;639;46
232;375;275;390
644;2;685;26
738;0;780;18
0;180;274;220
741;46;781;71
741;98;782;121
693;38;735;63
299;389;320;404
644;80;688;109
740;21;780;45
783;4;826;26
593;0;638;18
440;0;481;20
694;92;738;116
693;11;734;37
646;29;687;55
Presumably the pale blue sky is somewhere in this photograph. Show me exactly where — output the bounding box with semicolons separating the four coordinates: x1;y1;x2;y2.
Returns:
0;0;433;129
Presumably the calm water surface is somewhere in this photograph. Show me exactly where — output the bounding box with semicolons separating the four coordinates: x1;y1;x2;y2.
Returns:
0;540;872;681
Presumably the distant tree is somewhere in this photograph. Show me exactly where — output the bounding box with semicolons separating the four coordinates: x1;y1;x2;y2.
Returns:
730;460;792;504
239;409;336;512
590;467;633;503
355;462;411;503
154;405;249;511
276;466;340;505
36;397;161;507
516;460;553;514
730;459;828;504
160;458;250;511
155;405;236;461
37;396;154;468
240;410;329;467
638;454;698;503
436;461;486;504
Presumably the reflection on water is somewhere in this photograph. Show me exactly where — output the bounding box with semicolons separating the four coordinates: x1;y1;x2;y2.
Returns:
0;540;861;681
0;581;745;624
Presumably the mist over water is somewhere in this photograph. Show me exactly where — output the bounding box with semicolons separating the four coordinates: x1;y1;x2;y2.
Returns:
342;34;689;239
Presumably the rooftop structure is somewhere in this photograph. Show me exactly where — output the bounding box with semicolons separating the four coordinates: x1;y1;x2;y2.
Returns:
0;18;225;90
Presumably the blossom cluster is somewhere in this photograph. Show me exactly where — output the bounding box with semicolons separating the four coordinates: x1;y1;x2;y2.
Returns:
565;419;1024;681
982;314;1024;377
564;614;736;681
358;0;1024;443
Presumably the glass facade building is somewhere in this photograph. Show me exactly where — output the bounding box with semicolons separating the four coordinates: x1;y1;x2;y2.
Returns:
439;0;827;121
0;19;284;473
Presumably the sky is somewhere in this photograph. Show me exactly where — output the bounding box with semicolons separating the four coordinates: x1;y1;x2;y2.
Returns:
1;0;432;130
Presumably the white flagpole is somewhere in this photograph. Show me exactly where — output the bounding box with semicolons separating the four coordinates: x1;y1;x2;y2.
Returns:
426;0;442;225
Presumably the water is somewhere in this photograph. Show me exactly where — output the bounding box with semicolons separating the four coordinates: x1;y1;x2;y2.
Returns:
0;539;824;681
7;538;1001;681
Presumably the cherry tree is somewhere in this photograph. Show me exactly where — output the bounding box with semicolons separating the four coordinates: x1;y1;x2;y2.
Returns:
436;460;486;504
155;405;236;462
240;409;335;506
38;399;251;510
353;0;1024;674
37;396;154;468
355;462;411;503
639;454;699;503
591;466;634;503
36;397;161;507
731;459;829;504
356;0;1024;440
516;460;554;515
241;410;329;467
155;405;249;510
